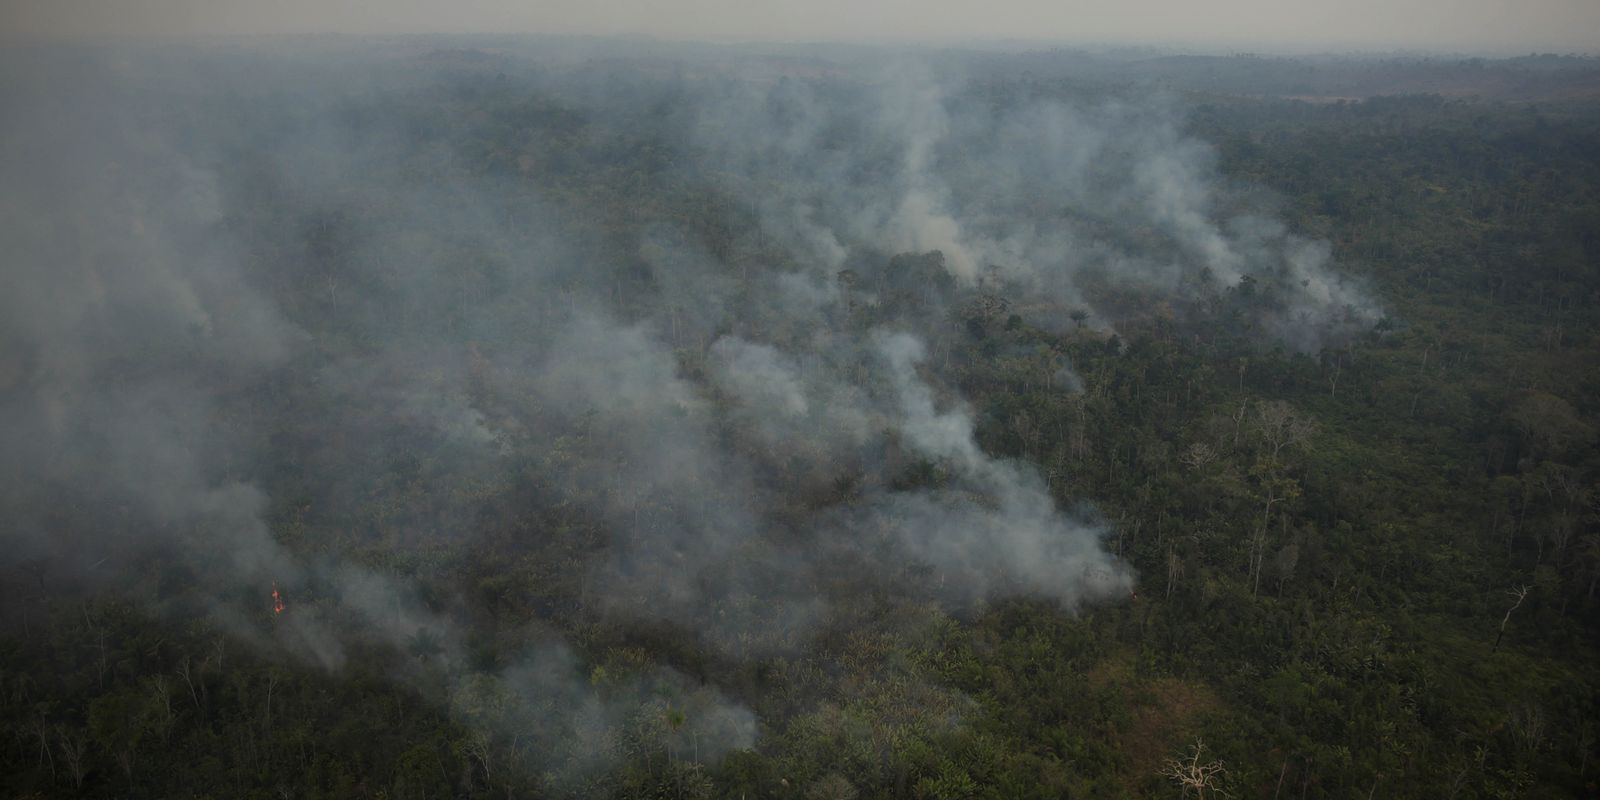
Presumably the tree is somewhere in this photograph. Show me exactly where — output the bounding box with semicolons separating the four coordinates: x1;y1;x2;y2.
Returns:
1507;391;1594;458
1249;464;1301;595
56;724;88;791
1180;442;1218;471
1494;584;1531;650
1252;400;1316;464
1161;739;1229;798
807;772;860;800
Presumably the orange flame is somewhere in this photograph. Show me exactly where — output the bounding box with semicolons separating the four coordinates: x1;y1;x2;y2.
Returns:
272;582;285;615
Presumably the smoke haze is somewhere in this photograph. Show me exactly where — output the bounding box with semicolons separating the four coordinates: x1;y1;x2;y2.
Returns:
5;0;1599;52
0;39;1383;782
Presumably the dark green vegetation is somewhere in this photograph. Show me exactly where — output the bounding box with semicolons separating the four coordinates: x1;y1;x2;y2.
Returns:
2;45;1598;798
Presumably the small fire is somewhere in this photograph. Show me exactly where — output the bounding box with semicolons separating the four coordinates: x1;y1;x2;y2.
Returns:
272;582;285;615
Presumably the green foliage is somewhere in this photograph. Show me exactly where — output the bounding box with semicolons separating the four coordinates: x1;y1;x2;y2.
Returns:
4;55;1599;800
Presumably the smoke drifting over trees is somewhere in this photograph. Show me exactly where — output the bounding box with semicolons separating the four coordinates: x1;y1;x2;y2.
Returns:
1;39;1390;787
690;62;1379;350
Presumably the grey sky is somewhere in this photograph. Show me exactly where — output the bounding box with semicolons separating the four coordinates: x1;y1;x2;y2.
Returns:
3;0;1597;52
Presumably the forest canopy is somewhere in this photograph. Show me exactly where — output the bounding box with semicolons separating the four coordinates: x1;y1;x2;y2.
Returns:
1;40;1597;799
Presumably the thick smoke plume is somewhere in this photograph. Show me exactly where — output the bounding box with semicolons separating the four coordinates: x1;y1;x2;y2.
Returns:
0;40;1376;782
686;62;1380;350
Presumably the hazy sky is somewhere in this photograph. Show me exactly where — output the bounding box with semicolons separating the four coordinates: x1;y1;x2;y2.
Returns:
3;0;1598;52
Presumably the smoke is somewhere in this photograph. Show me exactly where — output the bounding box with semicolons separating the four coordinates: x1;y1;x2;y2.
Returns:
0;52;302;592
686;61;1381;349
859;332;1131;605
450;641;758;781
0;39;1378;783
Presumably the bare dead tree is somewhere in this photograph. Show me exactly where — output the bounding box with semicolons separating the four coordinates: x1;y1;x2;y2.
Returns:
1253;400;1317;463
1010;409;1040;458
1068;395;1091;464
1249;472;1298;596
1231;398;1250;448
1508;701;1547;754
1248;524;1270;597
33;711;54;779
462;729;493;787
145;674;175;743
56;725;87;790
177;656;203;711
1494;584;1532;651
264;670;280;734
1161;738;1230;799
1180;442;1218;471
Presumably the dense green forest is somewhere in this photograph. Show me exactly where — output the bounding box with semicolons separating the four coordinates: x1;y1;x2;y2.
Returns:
1;42;1597;799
